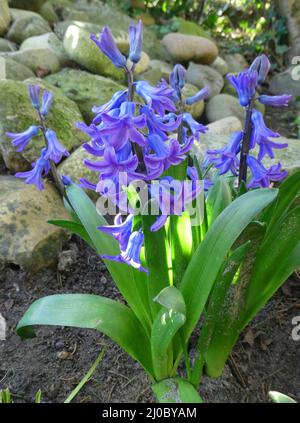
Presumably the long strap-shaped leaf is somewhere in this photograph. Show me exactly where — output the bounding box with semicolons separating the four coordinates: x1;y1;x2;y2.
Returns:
16;294;154;377
151;286;186;380
179;188;278;341
65;183;151;333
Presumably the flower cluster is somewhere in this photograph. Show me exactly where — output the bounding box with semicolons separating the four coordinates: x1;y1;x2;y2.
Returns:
5;85;69;190
78;22;208;272
206;54;292;188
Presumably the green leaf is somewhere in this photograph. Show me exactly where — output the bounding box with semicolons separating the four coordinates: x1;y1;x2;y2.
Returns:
16;294;154;377
206;176;232;225
179;188;278;343
269;391;297;403
151;287;186;380
152;378;203;403
65;183;151;334
48;219;94;248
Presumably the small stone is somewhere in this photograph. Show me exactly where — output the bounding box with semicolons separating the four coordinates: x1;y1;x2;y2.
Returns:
57;351;70;360
149;59;172;81
0;313;6;341
186;62;224;99
100;275;107;285
7;9;51;44
55;340;65;350
206;94;245;123
224;53;248;74
161;32;218;65
0;48;61;75
0;0;11;36
136;67;163;86
182;83;205;119
0;57;35;80
0;38;17;52
206;116;242;135
58;247;78;272
210;56;229;76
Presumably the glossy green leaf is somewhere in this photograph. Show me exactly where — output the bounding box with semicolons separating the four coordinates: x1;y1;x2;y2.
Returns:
151;287;186;380
179;188;278;343
269;391;297;403
152;377;203;403
206;176;232;225
16;294;154;377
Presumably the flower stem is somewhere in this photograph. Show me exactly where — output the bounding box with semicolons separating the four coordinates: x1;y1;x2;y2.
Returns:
238;99;254;188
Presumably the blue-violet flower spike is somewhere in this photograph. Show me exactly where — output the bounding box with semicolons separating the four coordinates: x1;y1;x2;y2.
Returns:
185;86;210;105
249;54;271;84
170;64;186;99
227;70;258;107
15;148;50;191
44;129;69;164
247;155;287;188
258;94;293;107
40;90;53;116
28;84;41;110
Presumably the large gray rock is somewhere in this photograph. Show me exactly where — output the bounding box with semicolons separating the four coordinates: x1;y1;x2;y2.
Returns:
269;65;300;97
0;78;87;172
161;33;218;65
7;9;51;44
186;62;224;99
0;38;17;52
0;175;69;272
20;32;70;67
0;56;35;80
206;94;245;123
0;0;11;36
45;68;126;122
224;53;248;74
63;25;125;82
0;48;61;75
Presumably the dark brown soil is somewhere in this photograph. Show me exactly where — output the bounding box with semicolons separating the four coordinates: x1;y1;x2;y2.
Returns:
0;235;300;403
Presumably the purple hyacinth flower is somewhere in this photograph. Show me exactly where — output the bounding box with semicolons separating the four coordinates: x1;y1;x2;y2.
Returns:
44;129;69;164
249;54;271;84
61;175;73;186
28;84;41;110
92;89;127;124
128;20;143;64
187;166;213;192
258;94;293;107
250;131;288;161
90;27;127;69
84;145;143;181
141;106;182;140
251;110;280;140
98;213;133;252
170;64;186;100
6;125;40;152
15;148;50;190
40;90;53;116
227;70;258;107
206;131;243;176
185;86;210;105
102;229;147;273
97;101;147;150
136;80;176;116
182;113;208;140
247;155;287;188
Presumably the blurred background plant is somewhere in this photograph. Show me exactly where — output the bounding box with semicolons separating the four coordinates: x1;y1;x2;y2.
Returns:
108;0;289;70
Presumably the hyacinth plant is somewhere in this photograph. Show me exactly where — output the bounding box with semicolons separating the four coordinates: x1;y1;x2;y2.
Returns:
11;21;300;403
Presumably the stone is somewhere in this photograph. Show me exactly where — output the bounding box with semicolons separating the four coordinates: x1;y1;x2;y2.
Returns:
182;83;205;119
210;56;229;76
206;94;245;123
0;56;35;80
57;144;99;200
0;38;17;52
0;0;11;36
136;67;163;86
193;133;300;175
7;9;51;44
149;59;172;81
161;33;218;65
0;175;69;272
224;53;248;74
63;25;125;83
222;76;237;96
0;78;87;172
45;68;126;123
38;2;60;23
186;62;224;99
206;116;243;135
269;65;300;97
8;0;45;11
131;52;150;75
0;48;61;76
177;18;212;39
20;32;70;66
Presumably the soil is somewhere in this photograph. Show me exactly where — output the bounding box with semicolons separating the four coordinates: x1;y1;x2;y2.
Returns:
0;234;300;404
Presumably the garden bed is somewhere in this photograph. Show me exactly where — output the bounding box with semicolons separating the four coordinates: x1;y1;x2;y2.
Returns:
0;235;299;403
